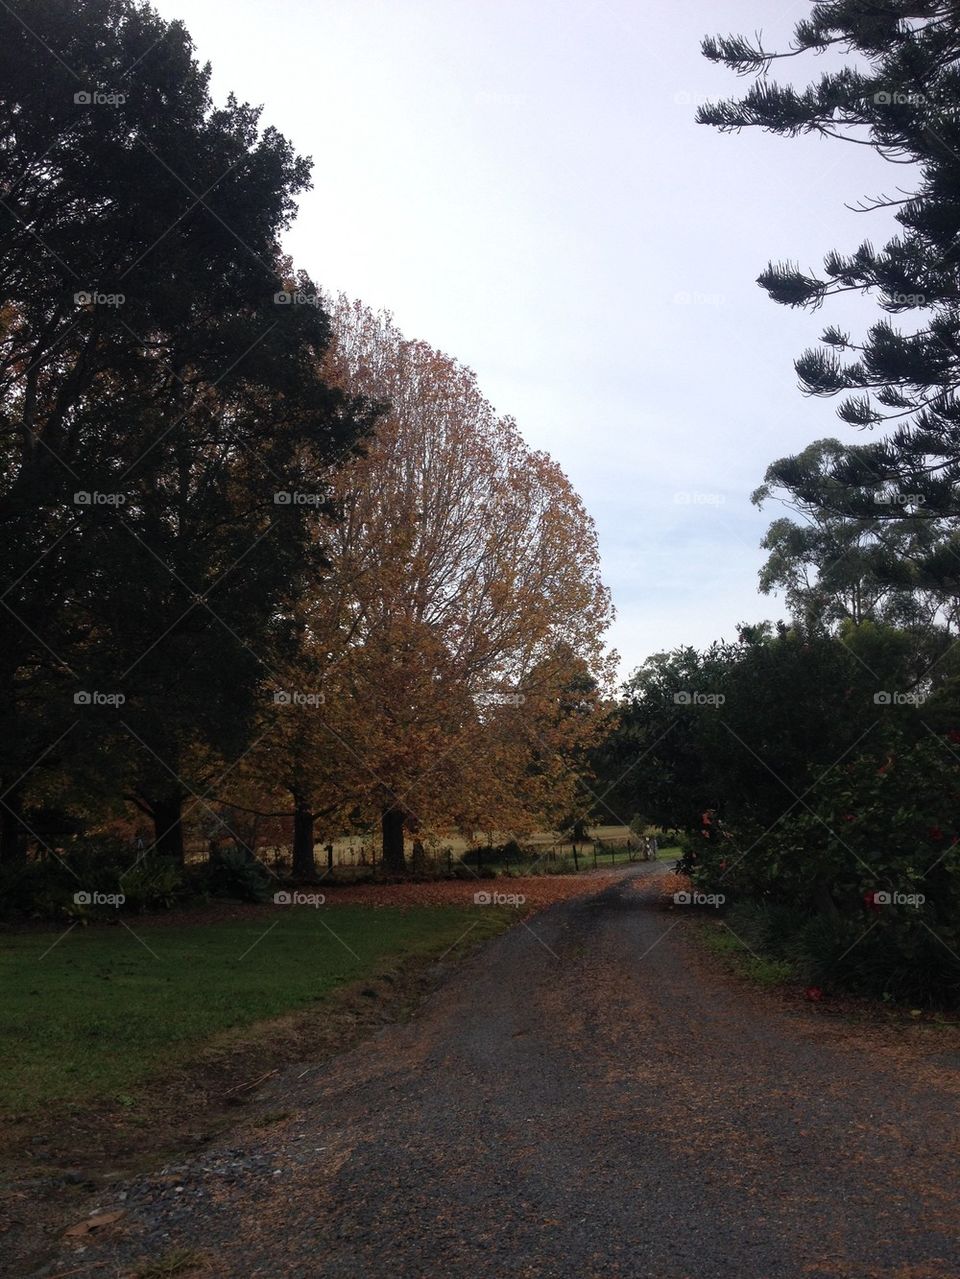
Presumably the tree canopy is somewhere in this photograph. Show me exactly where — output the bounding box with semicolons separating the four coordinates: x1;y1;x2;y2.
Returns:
700;4;960;591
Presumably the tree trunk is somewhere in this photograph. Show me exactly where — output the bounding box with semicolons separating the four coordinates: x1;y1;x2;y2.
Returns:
292;795;317;881
151;796;184;865
381;806;407;874
0;791;25;865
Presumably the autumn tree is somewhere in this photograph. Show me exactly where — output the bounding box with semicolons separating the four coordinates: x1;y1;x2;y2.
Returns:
243;298;615;873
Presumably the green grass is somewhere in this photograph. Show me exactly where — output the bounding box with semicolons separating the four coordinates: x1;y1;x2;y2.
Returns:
571;844;680;867
485;844;681;876
0;905;512;1114
699;922;796;987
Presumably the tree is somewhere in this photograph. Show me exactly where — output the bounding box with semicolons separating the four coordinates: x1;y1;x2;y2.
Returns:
753;439;960;631
699;5;960;555
598;622;960;1001
243;298;615;872
0;1;375;862
599;621;949;837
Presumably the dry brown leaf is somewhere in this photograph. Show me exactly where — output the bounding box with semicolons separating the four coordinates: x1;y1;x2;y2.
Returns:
63;1209;125;1238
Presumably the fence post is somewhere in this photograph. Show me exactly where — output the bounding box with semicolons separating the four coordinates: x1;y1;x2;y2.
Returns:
572;844;579;872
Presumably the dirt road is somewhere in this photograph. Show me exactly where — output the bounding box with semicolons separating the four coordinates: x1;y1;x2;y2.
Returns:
32;865;960;1277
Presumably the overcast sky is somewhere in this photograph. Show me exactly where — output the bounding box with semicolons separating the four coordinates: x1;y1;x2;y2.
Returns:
150;0;901;678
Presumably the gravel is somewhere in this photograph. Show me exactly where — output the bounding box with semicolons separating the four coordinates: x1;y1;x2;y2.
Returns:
25;865;960;1278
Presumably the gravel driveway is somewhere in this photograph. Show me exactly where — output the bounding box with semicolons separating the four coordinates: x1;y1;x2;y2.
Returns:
31;865;960;1278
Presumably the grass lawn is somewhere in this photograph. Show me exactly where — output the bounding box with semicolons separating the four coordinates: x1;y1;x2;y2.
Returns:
579;845;680;865
479;844;682;876
697;920;796;987
0;905;512;1116
321;823;638;862
566;845;681;868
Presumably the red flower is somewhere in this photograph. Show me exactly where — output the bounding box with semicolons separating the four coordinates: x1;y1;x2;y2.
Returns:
842;813;856;823
928;826;944;842
863;890;881;912
948;730;960;745
805;987;823;1002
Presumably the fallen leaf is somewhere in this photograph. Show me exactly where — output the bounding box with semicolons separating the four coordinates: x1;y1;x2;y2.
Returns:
63;1209;125;1238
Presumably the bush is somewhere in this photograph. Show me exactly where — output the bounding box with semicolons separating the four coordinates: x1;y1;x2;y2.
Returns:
719;900;960;1007
0;842;194;921
120;857;188;913
201;849;273;902
0;859;73;919
681;731;960;1006
461;840;529;866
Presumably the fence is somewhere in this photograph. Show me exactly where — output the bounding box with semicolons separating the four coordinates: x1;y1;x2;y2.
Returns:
181;827;653;877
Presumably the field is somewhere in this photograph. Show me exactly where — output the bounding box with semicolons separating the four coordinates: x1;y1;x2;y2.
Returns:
287;824;665;872
0;905;515;1115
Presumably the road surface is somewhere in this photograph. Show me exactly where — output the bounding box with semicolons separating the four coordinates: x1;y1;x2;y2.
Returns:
36;865;960;1278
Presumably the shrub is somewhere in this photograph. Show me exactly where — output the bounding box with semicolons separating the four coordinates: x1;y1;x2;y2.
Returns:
201;849;273;902
0;838;133;920
0;859;73;919
120;857;188;913
681;731;960;1006
718;899;960;1007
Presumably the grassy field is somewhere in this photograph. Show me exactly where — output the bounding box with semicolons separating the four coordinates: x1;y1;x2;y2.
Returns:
0;905;513;1115
274;824;648;869
496;844;681;871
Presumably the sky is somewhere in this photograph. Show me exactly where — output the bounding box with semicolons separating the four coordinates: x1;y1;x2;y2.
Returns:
149;0;903;678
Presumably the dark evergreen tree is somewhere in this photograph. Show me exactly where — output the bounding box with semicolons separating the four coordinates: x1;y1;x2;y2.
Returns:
0;0;377;862
699;4;960;580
